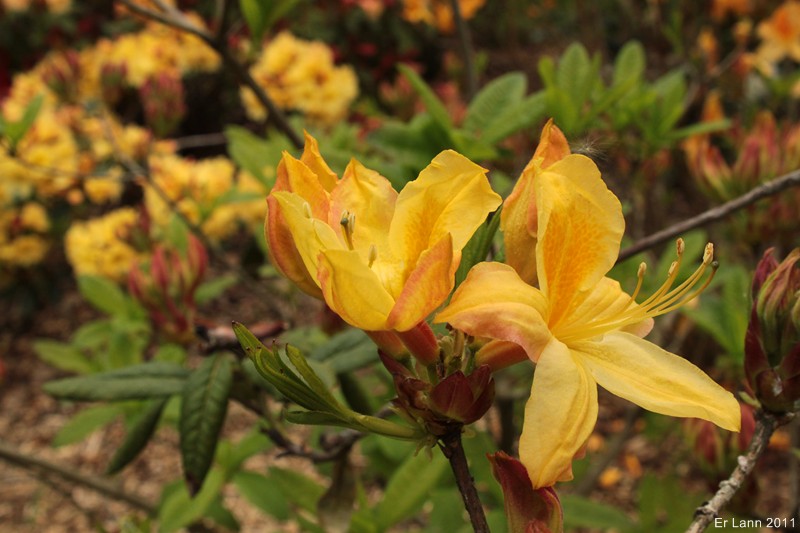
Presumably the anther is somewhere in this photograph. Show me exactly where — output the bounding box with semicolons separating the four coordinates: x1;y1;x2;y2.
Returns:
340;210;356;250
676;238;685;256
302;202;312;218
703;243;714;264
368;244;378;268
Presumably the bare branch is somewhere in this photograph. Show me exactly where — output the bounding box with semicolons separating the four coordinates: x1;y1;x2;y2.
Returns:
619;170;800;262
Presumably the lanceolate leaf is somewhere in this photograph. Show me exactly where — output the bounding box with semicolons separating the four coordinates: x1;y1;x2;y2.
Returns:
106;399;168;474
43;362;189;401
179;354;234;493
374;451;448;530
463;72;527;134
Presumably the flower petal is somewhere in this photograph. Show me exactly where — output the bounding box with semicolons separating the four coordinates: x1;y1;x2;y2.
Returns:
271;191;342;283
535;155;624;326
531;118;571;169
274;153;331;218
317;248;395;331
580;332;741;431
387;233;455;331
390;150;501;266
520;339;598;488
435;262;552;361
501;163;539;285
329;159;397;253
300;131;338;192
265;195;321;297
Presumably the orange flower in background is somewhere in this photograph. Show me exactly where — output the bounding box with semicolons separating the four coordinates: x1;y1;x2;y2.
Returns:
402;0;486;33
266;133;501;335
755;1;800;65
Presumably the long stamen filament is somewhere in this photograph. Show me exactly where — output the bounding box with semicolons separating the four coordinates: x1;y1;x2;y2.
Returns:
557;240;717;343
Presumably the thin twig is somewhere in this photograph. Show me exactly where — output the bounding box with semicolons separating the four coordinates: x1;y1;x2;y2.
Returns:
0;438;156;515
440;429;490;533
618;169;800;262
449;0;478;101
117;0;303;149
684;410;790;533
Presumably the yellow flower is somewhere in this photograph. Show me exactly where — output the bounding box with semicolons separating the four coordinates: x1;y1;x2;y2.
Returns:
755;1;800;66
266;132;501;333
436;123;741;489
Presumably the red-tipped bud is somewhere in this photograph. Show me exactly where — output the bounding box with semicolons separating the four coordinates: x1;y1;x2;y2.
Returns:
488;452;563;533
429;366;494;424
745;248;800;413
100;62;127;104
42;50;81;102
139;72;186;138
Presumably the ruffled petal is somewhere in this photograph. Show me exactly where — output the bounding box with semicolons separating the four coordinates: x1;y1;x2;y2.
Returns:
535;155;625;326
435;262;552;361
387;233;456;331
329;159;397;253
274;153;331;218
264;195;321;297
271;191;342;283
580;332;741;431
519;339;598;488
317;248;395;331
300;131;338;192
390;150;501;267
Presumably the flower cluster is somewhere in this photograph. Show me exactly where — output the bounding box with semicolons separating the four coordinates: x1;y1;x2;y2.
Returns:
401;0;486;33
0;202;50;269
266;123;741;494
241;32;359;126
1;0;70;14
64;208;148;281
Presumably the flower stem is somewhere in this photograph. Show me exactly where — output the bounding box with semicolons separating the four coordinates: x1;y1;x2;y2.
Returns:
684;410;791;533
440;429;490;533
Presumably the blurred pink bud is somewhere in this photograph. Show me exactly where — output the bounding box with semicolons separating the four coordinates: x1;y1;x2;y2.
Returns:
140;72;186;138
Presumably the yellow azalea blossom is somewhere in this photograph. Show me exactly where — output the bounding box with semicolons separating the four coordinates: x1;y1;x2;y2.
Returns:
755;1;800;66
436;126;741;488
266;133;502;333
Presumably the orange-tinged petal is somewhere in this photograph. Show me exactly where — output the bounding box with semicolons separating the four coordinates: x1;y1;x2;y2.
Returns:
390;150;501;267
265;195;322;297
520;339;598;488
435;262;552;361
275;153;331;218
532;118;571;169
317;248;395;331
535;155;624;326
271;191;342;282
580;332;741;431
501;163;538;284
329;159;397;252
300;131;338;192
387;233;455;331
475;339;528;371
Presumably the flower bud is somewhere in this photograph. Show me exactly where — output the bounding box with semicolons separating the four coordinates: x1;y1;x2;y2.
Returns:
745;248;800;413
139;72;186;138
488;452;563;533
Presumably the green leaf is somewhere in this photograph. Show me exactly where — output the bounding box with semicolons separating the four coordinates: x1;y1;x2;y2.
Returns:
4;94;43;146
561;494;636;532
77;276;138;318
179;354;233;493
33;339;97;374
233;471;290;520
239;0;268;43
613;40;645;88
397;64;453;130
158;468;227;532
269;466;326;513
224;125;285;185
556;43;596;108
44;362;189;401
194;273;238;304
481;92;547;145
374;451;448;530
52;404;122;447
463;72;527;134
153;343;187;364
71;320;113;351
668;119;731;141
455;207;502;288
106;399;168;474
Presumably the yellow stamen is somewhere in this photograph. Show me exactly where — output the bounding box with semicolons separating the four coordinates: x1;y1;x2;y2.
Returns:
368;244;378;268
340;210;356;250
558;239;718;343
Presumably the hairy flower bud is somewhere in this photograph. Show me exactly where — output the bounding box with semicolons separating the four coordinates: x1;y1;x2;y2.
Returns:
745;248;800;413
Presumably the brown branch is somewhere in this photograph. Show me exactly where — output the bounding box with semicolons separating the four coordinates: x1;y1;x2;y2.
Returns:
440;429;490;533
618;169;800;262
684;410;790;533
449;0;478;101
116;0;303;149
0;438;156;515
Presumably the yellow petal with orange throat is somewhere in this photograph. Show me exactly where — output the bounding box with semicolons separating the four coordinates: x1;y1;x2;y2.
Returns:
265;195;321;297
531;119;571;169
519;338;598;488
387;233;455;331
390;150;501;266
535;155;624;326
435;262;552;361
